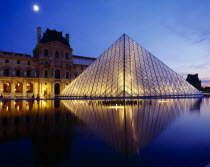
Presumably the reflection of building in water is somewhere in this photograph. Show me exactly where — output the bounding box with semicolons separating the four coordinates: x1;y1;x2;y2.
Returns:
62;99;198;157
0;100;78;139
0;100;82;166
190;98;202;112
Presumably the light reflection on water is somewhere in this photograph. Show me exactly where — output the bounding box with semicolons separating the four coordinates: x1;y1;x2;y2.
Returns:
0;98;210;167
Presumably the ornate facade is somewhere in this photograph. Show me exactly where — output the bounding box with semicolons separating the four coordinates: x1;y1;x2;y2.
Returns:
0;27;96;98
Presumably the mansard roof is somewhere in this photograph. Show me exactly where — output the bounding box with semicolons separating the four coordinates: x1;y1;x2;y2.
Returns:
40;29;70;47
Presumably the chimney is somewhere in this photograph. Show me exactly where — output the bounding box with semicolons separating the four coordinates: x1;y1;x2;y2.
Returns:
66;33;70;43
37;27;42;44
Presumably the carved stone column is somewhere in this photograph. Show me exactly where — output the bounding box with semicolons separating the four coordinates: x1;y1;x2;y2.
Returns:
11;81;15;98
22;80;27;97
0;80;3;95
50;81;55;97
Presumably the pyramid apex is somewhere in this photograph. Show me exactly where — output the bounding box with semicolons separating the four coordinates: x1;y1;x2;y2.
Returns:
122;33;132;39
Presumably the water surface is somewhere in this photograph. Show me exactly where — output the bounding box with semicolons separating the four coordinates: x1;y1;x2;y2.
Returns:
0;98;210;167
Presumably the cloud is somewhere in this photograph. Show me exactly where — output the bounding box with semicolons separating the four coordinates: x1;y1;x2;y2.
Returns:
202;79;210;83
187;63;210;70
160;2;210;46
193;36;210;44
177;63;210;70
162;21;210;45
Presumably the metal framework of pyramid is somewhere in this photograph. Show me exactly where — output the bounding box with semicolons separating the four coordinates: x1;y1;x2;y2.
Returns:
61;34;201;97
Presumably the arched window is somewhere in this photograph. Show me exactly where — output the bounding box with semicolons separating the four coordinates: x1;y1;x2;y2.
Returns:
26;83;33;93
54;83;60;95
55;69;60;79
3;82;11;93
55;51;59;58
44;49;48;56
15;82;23;93
65;52;69;59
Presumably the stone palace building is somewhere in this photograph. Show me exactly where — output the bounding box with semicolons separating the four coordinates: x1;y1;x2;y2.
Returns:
0;27;96;98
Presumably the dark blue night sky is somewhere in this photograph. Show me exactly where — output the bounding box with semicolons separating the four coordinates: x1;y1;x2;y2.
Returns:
1;0;210;86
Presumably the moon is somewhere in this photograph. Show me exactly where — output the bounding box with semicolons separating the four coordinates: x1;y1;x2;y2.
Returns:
33;5;39;12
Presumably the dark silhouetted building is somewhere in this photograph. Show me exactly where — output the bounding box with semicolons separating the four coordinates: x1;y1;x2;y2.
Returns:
186;74;201;90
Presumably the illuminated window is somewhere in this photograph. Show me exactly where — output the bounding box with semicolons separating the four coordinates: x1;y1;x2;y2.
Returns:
15;82;23;93
26;83;33;93
3;82;11;93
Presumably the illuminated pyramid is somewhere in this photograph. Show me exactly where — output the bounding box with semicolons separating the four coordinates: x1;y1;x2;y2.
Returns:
61;34;201;97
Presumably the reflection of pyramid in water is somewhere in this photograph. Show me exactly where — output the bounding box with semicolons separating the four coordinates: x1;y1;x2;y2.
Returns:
62;99;198;157
61;34;201;97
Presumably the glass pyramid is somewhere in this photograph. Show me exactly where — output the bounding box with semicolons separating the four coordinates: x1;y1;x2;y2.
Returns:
61;34;201;97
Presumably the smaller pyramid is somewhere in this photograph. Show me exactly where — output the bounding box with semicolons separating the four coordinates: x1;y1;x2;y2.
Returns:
61;34;201;97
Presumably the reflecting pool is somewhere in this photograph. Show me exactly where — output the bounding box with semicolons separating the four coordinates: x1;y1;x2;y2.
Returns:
0;98;210;167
